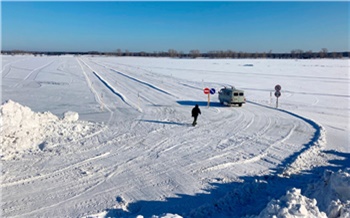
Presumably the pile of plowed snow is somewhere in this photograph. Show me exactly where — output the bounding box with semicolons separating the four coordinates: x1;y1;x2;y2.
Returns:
1;100;104;160
257;169;350;218
306;169;350;218
256;188;327;217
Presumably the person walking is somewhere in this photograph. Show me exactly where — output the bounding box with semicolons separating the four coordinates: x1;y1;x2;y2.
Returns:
191;104;201;126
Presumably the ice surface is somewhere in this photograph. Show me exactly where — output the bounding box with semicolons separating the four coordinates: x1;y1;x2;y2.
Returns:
1;55;349;217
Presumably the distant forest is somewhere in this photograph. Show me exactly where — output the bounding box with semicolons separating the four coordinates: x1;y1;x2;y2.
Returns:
2;48;349;59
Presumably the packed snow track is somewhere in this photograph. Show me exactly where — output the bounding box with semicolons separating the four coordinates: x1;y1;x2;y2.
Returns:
1;56;338;218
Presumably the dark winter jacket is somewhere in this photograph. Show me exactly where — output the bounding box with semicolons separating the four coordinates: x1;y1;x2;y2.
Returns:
191;105;201;117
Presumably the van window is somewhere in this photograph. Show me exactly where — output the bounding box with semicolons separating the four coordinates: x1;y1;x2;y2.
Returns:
233;93;239;96
239;93;244;96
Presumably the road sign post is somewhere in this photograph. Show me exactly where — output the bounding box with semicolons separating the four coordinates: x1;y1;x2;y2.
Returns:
203;88;210;107
204;87;216;107
208;93;210;107
274;85;282;108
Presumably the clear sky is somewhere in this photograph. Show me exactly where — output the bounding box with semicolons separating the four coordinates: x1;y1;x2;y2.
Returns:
2;1;349;53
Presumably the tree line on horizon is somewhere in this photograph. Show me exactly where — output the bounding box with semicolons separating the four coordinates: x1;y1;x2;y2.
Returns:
2;48;349;59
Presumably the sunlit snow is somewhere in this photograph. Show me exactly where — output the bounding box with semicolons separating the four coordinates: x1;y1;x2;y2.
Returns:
1;55;349;217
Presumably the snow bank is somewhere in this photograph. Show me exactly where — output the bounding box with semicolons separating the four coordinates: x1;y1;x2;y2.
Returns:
306;169;350;218
256;188;327;218
279;111;327;177
1;100;103;160
179;169;349;218
256;169;350;218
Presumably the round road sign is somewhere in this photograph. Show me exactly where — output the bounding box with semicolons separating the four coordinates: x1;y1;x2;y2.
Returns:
210;88;216;95
204;87;210;94
275;85;282;91
275;91;281;98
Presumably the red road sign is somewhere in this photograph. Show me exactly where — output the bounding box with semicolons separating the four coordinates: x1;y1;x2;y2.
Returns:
204;87;210;94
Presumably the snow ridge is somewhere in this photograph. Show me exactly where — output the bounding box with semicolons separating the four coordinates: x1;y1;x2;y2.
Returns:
0;100;104;160
109;68;175;97
91;59;176;97
77;57;112;113
79;58;142;112
278;109;327;177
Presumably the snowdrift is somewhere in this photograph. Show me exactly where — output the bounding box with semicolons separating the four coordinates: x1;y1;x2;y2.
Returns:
256;188;327;218
1;100;104;160
306;169;350;218
254;169;350;218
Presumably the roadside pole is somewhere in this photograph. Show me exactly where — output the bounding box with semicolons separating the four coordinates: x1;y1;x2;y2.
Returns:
207;93;210;107
204;88;210;107
204;87;216;108
274;85;282;109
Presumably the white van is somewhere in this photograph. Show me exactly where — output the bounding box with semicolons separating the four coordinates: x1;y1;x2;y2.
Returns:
218;86;246;107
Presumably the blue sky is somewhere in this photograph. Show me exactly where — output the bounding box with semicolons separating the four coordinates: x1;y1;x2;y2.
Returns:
2;1;349;53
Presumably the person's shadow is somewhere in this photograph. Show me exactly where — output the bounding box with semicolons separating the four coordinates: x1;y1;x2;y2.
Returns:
139;119;190;126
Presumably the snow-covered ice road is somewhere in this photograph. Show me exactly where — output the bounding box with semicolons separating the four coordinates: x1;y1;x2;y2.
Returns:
1;56;348;217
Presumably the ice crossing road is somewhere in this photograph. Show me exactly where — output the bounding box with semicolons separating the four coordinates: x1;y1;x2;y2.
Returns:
1;56;331;217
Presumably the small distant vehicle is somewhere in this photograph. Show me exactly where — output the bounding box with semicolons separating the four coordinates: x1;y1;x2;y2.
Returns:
218;86;246;107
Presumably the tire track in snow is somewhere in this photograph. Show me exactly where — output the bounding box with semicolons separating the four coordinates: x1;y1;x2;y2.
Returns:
77;58;110;111
195;100;319;175
198;111;274;173
110;68;176;97
2;127;148;190
78;58;141;112
76;58;115;125
278;109;326;176
245;101;326;176
210;107;270;151
14;60;55;88
3;131;149;217
27;139;149;216
90;60;177;98
23;61;55;81
0;152;110;188
1;57;32;78
202;122;298;173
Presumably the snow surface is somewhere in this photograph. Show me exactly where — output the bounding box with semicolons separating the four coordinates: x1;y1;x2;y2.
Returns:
1;100;104;160
1;55;349;217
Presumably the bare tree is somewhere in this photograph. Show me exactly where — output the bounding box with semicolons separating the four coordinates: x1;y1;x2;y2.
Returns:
168;49;178;58
291;49;303;59
267;50;272;58
320;48;328;58
190;50;201;58
116;49;122;56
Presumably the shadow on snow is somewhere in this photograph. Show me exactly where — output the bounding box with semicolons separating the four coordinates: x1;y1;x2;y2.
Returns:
102;101;349;217
139;119;189;126
103;150;349;218
177;100;235;108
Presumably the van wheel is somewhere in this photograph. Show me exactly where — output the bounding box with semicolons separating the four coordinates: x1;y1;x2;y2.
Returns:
220;100;224;105
239;103;242;107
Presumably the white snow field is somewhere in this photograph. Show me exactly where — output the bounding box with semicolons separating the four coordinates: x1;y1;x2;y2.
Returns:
1;55;349;218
